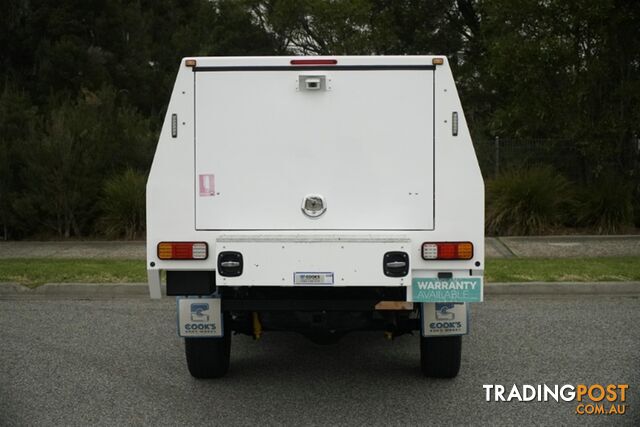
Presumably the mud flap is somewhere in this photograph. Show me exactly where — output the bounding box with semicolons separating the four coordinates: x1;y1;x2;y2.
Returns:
421;303;469;337
177;297;224;338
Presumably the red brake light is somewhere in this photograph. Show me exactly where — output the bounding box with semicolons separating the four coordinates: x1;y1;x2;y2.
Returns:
437;243;457;259
422;242;473;260
290;59;338;65
157;242;208;260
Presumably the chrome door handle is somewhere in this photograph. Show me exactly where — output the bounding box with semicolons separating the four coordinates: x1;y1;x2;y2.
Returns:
385;261;407;268
220;261;241;268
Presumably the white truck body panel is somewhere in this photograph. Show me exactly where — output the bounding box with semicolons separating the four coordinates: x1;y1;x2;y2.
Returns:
146;56;484;299
195;69;434;230
215;234;411;287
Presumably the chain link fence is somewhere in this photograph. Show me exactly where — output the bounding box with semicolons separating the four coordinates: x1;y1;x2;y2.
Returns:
473;136;640;184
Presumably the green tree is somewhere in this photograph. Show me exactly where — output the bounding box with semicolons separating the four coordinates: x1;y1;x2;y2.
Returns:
15;86;153;237
477;0;640;180
248;0;463;55
0;83;39;239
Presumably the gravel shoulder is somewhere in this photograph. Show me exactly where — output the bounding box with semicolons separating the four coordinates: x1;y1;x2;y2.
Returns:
1;281;639;299
2;235;639;260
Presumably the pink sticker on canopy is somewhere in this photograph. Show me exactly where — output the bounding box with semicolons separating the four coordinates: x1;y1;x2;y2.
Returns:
199;174;215;196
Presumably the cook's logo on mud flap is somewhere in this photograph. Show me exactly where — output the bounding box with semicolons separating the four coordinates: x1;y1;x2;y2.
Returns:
190;303;210;322
185;302;217;333
436;303;455;321
422;302;468;336
178;298;223;338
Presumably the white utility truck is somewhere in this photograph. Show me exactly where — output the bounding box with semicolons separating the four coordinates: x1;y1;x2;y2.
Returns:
146;55;484;379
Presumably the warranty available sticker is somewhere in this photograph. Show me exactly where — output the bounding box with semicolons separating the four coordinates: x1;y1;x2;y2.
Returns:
412;277;482;302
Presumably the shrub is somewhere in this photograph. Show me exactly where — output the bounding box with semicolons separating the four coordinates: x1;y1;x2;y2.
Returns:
14;86;153;238
486;166;573;235
576;175;634;234
97;169;146;239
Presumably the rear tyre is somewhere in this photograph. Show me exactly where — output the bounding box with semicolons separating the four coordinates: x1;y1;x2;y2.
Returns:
184;315;231;379
420;336;462;378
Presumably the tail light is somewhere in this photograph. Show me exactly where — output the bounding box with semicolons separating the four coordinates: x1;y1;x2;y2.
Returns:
157;242;208;260
422;242;473;260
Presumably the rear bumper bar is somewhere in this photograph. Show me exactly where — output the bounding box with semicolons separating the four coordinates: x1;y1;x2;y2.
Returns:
222;299;410;311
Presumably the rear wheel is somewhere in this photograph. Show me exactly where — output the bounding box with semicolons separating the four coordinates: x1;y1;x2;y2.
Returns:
420;336;461;378
184;314;231;379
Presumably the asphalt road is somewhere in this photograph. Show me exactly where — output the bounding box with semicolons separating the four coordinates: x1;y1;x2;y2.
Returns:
0;294;638;426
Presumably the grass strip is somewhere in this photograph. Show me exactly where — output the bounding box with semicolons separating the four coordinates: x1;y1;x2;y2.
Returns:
486;256;640;283
0;259;146;287
0;257;639;287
